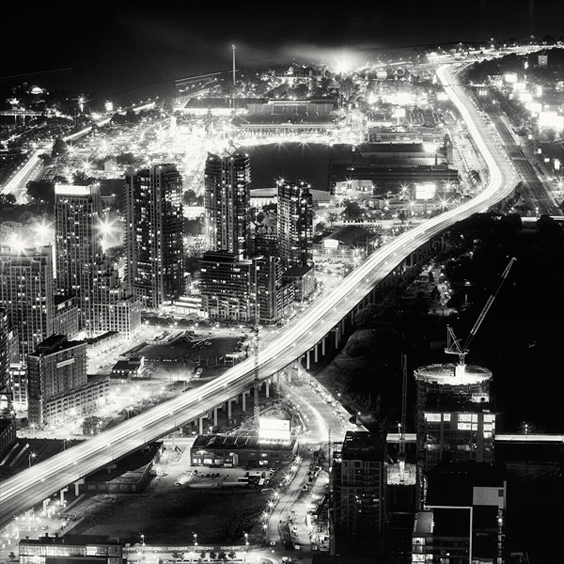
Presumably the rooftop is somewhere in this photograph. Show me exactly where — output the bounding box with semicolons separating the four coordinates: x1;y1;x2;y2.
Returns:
414;363;492;386
20;533;122;546
192;434;295;452
341;430;386;460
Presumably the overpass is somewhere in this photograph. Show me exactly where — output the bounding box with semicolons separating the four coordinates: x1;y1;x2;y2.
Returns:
0;62;520;527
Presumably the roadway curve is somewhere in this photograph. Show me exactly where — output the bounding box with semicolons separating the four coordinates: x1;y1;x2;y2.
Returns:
0;63;519;527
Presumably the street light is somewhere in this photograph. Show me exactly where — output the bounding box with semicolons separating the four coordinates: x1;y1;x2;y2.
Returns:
28;453;37;468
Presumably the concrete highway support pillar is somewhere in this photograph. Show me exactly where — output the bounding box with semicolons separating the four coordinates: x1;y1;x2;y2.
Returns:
213;407;218;427
242;390;249;411
60;487;68;505
227;398;233;419
265;379;270;398
199;415;207;435
306;350;311;371
334;326;340;347
322;336;326;356
314;342;319;363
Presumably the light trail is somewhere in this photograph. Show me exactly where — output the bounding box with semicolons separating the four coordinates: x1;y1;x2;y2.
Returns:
0;62;518;527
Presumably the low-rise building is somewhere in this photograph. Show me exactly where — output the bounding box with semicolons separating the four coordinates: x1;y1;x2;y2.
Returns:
19;534;125;564
190;434;297;468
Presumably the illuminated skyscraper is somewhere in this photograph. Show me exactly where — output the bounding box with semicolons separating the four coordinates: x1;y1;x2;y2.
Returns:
0;246;54;360
55;184;140;336
125;164;184;308
204;151;251;258
276;180;313;268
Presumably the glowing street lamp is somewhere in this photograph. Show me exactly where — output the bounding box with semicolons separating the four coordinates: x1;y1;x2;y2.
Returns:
28;453;37;468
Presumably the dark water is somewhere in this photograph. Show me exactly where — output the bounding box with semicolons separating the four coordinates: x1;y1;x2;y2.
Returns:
245;142;332;191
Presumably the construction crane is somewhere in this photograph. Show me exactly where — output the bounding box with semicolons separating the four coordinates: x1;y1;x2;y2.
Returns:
445;256;516;369
399;353;408;457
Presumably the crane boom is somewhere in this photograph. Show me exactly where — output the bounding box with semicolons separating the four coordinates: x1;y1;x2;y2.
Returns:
445;256;516;365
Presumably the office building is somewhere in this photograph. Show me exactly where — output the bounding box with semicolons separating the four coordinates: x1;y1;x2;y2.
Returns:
254;255;287;324
414;363;494;474
52;294;80;338
19;534;125;564
277;180;313;268
125;164;184;308
204;151;251;258
56;184;140;336
199;251;254;323
0;309;10;400
55;184;103;330
412;460;506;564
0;309;17;459
199;252;288;325
331;431;387;541
27;334;88;426
0;246;55;360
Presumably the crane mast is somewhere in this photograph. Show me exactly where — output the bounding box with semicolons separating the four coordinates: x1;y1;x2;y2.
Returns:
445;256;516;367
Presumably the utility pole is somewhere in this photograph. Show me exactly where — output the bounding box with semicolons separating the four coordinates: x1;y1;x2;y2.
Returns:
254;288;260;428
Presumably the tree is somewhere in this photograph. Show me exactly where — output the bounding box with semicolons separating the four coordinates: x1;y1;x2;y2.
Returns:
183;189;197;206
26;180;54;205
51;137;69;158
327;212;339;227
342;200;364;222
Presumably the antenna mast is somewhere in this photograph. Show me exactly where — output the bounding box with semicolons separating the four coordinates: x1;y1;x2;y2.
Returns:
232;45;236;85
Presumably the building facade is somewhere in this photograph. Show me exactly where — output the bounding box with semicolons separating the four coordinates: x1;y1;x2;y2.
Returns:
276;180;313;269
56;184;140;336
199;251;254;323
0;246;55;360
19;534;125;564
414;363;494;475
55;184;104;332
412;461;506;564
124;164;184;308
27;334;88;426
204;151;251;258
199;252;288;325
331;431;387;539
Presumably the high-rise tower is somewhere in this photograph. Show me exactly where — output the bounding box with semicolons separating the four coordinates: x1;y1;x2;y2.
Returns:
204;151;251;258
55;184;140;335
125;164;184;309
276;180;313;268
0;246;54;360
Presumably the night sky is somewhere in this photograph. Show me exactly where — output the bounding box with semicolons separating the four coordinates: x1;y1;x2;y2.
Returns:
2;1;564;104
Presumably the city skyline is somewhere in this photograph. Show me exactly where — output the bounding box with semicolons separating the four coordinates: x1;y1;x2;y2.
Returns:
3;2;564;105
0;7;563;563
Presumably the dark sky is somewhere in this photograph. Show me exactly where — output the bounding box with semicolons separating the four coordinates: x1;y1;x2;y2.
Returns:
2;1;563;104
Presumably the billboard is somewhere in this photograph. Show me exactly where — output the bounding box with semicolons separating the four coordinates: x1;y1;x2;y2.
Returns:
538;111;564;129
415;182;436;200
259;417;291;441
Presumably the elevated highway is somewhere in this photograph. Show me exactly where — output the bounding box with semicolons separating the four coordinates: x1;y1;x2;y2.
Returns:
0;63;519;527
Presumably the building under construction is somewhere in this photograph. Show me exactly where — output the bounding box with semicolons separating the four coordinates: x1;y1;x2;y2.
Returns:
414;363;495;473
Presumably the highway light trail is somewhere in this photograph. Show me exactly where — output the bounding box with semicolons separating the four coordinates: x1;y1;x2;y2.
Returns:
0;62;518;528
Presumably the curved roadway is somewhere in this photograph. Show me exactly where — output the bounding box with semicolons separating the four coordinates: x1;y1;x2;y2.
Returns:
0;63;519;527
